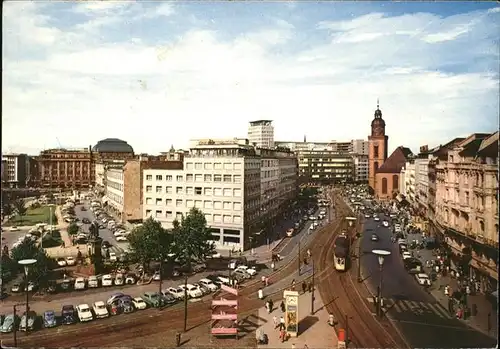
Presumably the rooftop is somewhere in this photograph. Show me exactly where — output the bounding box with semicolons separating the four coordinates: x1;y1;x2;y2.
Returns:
92;138;134;153
377;146;414;174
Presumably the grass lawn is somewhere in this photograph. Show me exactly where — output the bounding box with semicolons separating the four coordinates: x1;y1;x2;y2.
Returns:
5;206;58;227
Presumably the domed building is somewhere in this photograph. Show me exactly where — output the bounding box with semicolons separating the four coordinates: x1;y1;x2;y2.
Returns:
92;138;134;154
92;138;135;190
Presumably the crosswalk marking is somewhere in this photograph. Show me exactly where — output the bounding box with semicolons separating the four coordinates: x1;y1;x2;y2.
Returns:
366;297;453;320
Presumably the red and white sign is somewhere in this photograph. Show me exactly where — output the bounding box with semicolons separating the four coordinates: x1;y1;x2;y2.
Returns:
211;314;238;320
212;300;238;306
211;327;238;335
221;284;238;296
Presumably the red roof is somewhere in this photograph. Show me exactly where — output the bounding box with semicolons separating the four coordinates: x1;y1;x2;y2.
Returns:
377;146;413;174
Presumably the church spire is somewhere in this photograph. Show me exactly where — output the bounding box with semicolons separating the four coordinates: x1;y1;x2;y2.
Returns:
377;98;380;110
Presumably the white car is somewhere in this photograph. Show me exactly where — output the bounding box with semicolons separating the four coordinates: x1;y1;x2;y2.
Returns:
374;217;380;222
210;252;222;259
76;304;93;322
308;215;316;220
88;276;99;288
113;230;124;237
74;277;86;290
236;265;257;277
102;274;113;287
114;274;124;286
415;273;431;286
179;284;203;298
92;301;109;318
398;238;407;245
132;297;147;310
382;221;389;227
10;226;20;232
199;278;218;292
57;258;67;267
365;214;370;218
65;257;76;266
402;252;412;260
116;236;127;242
167;287;185;300
109;252;117;262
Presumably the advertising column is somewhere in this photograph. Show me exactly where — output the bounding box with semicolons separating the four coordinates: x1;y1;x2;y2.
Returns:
284;290;299;337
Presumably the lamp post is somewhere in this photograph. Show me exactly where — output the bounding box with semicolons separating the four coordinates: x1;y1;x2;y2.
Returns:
18;259;37;334
372;249;391;317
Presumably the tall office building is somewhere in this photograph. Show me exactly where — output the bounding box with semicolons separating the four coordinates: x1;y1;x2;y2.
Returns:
248;120;275;149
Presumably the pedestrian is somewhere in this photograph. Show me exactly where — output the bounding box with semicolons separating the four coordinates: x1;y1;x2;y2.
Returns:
271;262;275;270
280;301;285;312
280;316;285;326
273;315;278;329
269;299;274;313
258;288;264;300
291;279;296;291
265;277;269;287
302;282;307;294
308;282;313;292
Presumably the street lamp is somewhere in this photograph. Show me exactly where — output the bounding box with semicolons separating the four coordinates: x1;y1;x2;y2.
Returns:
18;259;37;334
371;249;391;317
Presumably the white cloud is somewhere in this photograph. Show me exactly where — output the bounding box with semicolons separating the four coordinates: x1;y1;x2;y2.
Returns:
2;3;499;155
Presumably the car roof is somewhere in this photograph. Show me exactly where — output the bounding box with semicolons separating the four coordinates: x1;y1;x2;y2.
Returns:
417;273;429;277
62;305;74;309
94;301;105;306
199;278;212;283
133;297;144;301
44;310;55;315
78;303;90;308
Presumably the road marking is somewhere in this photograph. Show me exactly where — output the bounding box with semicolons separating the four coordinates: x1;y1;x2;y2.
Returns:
376;298;454;320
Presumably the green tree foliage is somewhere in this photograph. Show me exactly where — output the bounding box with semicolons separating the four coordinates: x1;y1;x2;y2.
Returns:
2;201;13;218
67;222;79;235
13;199;27;222
1;251;16;283
10;239;55;287
128;217;173;270
172;207;215;265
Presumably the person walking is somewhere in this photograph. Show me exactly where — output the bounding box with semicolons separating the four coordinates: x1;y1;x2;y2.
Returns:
273;315;278;329
268;299;274;313
280;301;285;312
302;281;307;294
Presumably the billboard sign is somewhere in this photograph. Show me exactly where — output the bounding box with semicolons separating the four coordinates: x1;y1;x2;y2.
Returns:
284;290;299;337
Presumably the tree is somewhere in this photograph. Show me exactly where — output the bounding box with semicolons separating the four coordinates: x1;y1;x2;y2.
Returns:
13;199;27;223
10;239;55;288
128;217;173;271
172;207;215;267
67;223;79;235
2;202;13;220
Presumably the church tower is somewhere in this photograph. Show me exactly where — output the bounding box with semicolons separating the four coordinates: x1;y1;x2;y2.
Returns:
368;100;388;191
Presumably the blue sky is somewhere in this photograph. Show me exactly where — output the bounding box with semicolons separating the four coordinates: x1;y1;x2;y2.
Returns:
3;1;499;155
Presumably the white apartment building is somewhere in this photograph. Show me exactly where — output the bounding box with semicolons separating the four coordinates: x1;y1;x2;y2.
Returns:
353;155;369;182
143;139;298;251
399;161;416;203
414;155;431;212
350;139;369;155
1;153;30;188
104;166;125;214
248;120;275;149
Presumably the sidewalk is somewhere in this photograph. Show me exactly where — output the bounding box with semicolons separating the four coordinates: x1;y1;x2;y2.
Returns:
255;291;338;348
54;205;72;247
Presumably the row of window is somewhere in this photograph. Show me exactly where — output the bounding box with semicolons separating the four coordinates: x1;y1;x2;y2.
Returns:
146;209;242;224
145;197;242;211
145;186;243;197
185;162;243;171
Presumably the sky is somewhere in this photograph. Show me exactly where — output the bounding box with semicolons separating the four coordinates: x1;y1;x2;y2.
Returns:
3;1;499;155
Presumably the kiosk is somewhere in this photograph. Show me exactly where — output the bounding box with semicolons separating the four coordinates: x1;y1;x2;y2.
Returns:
283;290;299;337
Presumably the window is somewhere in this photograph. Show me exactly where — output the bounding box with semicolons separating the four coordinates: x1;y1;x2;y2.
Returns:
204;163;212;170
166;175;173;181
176;199;183;207
155;210;162;218
214;174;222;182
233;188;242;197
176;175;183;182
214;162;222;170
156;175;163;181
186;187;194;195
166;211;173;219
204;174;212;182
186;163;193;170
224;163;232;170
204;200;213;209
145;209;152;217
156;198;162;205
233;202;242;211
176;212;183;221
392;175;398;192
195;174;202;182
205;214;212;222
233;175;241;183
204;187;213;195
176;187;183;194
166;199;172;206
186;200;194;208
156;186;162;193
214;201;222;209
382;178;388;194
195;162;202;170
213;214;222;223
233;215;242;224
195;187;202;195
195;200;202;208
186;174;194;182
223;215;232;223
222;201;231;210
223;188;232;197
146;185;152;193
234;163;242;170
166;186;173;194
374;145;379;158
146;197;153;205
146;175;152;181
214;188;222;196
223;175;232;182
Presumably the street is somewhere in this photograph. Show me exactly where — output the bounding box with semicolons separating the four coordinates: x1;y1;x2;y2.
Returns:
1;226;35;252
360;215;497;348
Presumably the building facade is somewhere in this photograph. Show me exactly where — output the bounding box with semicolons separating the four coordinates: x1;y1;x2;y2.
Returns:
434;132;499;289
248;120;275;149
368;103;389;190
142;139;298;251
298;150;354;184
350;139;369;155
399;160;416;203
1;153;30;188
352;155;369;183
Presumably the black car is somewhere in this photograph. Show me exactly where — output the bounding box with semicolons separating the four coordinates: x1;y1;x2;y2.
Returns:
206;274;224;286
404;258;423;274
61;305;76;325
119;299;135;313
60;279;72;292
102;241;111;249
160;293;177;305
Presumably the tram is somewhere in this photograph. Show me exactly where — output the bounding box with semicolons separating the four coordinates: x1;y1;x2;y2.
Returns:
333;232;350;271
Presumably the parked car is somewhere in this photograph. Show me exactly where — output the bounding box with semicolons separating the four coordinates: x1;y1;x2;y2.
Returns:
167;287;185;300
102;274;113;287
102;241;111;248
119;298;135;313
43;310;58;328
179;284;203;298
10;226;20;232
65;257;76;266
114;273;124;286
233;269;251;280
192;282;210;295
125;274;136;285
60;279;72;292
142;292;164;308
415;273;432;286
107;293;125;305
132;297;148;310
160;292;177;305
236;265;257;277
88;276;99;288
61;305;77;325
371;233;379;242
19;311;37;331
199;278;218;292
92;301;109;318
0;314;19;333
402;251;412;260
11;284;21;293
74;277;86;290
76;304;93;322
404;258;423;274
57;258;67;267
